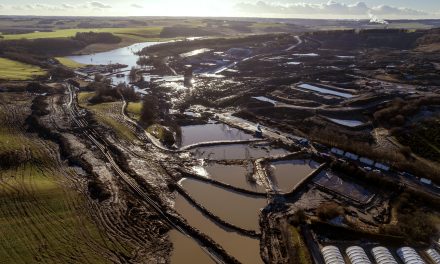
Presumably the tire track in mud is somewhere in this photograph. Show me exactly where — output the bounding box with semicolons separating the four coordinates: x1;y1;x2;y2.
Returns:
67;85;241;264
0;93;134;263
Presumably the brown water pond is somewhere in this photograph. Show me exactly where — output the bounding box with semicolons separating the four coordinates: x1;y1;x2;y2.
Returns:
191;143;289;160
169;230;215;264
174;192;263;264
180;178;267;231
270;159;321;193
180;123;254;147
205;163;265;192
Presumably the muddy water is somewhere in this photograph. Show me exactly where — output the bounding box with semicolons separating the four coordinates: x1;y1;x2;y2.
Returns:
270;159;321;193
174;193;263;264
181;178;266;231
205;164;265;192
192;144;289;160
180;123;254;147
169;230;215;264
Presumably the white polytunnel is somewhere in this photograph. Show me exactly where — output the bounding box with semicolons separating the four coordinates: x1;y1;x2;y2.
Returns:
426;248;440;264
397;247;426;264
371;246;398;264
346;246;372;264
321;246;346;264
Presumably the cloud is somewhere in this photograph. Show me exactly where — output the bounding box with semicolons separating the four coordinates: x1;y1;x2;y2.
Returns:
89;1;112;9
235;1;430;18
62;3;75;9
18;3;64;11
131;4;143;9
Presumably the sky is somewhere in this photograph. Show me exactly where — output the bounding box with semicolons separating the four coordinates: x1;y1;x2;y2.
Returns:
0;0;439;19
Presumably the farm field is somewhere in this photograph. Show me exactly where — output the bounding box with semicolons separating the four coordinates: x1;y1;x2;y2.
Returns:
55;57;86;69
0;93;127;263
0;58;46;81
0;27;164;40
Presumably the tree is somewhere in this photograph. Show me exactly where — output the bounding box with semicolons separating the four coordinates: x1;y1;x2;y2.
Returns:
128;67;138;83
140;95;159;126
136;56;149;68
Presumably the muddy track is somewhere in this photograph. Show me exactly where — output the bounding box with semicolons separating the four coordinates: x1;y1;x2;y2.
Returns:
66;86;244;264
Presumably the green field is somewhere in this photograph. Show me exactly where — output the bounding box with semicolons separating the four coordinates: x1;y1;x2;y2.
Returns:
78;92;136;141
1;27;163;40
289;226;312;264
0;94;131;263
0;58;46;80
126;102;142;121
55;57;85;69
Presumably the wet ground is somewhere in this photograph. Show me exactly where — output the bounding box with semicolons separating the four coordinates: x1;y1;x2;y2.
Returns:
313;170;375;204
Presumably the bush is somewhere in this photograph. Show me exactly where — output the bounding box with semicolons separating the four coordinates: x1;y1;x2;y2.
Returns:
317;202;344;221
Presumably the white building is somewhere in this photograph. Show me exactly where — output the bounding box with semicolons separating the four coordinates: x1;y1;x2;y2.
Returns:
345;152;359;161
375;162;390;172
360;157;375;166
331;148;345;156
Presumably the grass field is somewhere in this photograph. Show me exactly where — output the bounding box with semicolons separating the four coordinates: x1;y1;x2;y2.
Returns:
78;92;136;141
0;58;46;80
0;27;163;40
126;102;142;121
0;94;131;263
55;57;86;69
289;226;312;264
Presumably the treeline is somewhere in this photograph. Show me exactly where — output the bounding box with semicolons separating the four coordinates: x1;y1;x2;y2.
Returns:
307;29;426;50
87;81;139;104
373;96;440;128
380;191;438;244
73;32;121;45
159;26;218;38
0;32;122;57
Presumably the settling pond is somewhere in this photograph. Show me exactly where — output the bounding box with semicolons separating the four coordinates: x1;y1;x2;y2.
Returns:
191;143;289;160
204;163;265;192
270;159;321;193
173;190;263;264
180;123;255;147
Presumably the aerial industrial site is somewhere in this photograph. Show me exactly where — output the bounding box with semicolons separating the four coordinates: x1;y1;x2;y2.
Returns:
0;4;439;264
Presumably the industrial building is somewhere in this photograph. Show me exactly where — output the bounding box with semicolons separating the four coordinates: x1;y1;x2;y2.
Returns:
346;246;372;264
371;246;398;264
322;246;345;264
397;247;425;264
